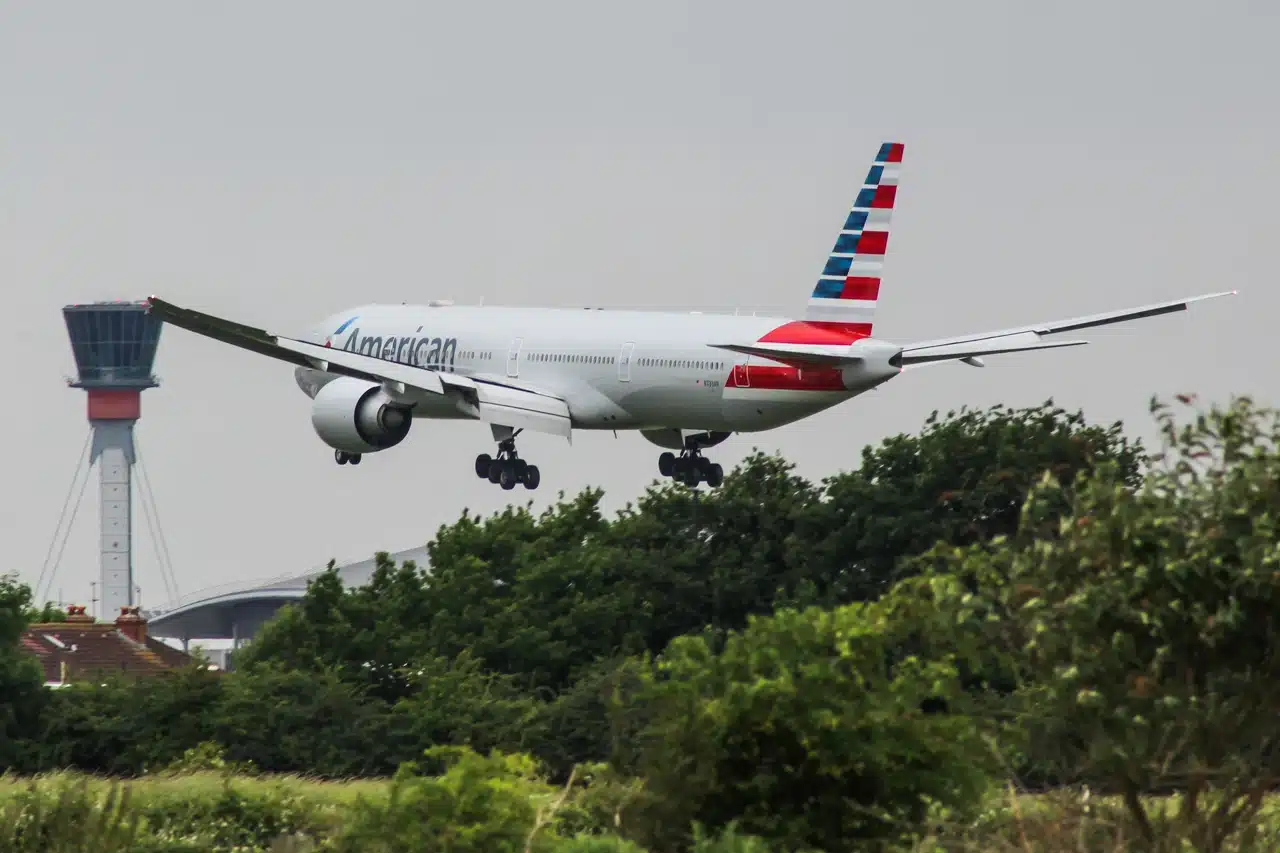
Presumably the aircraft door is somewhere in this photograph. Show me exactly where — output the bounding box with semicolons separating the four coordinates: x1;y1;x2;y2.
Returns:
618;341;635;382
733;357;751;387
506;337;523;378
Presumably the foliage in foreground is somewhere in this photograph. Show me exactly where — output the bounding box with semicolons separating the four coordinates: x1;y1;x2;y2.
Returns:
10;397;1280;851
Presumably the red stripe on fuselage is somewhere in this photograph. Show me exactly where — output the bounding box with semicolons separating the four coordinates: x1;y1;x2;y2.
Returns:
759;321;872;345
725;365;846;391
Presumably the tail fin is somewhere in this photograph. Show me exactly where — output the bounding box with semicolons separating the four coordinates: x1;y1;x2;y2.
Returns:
802;141;902;336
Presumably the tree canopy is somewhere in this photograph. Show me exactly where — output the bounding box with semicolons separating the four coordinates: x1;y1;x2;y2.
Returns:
21;397;1279;851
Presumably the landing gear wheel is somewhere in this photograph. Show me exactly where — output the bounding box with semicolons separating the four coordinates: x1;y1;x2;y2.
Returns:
659;436;727;489
483;430;542;491
658;452;675;477
335;450;361;466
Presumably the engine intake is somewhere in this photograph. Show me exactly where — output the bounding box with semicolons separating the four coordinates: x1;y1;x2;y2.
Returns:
310;377;414;454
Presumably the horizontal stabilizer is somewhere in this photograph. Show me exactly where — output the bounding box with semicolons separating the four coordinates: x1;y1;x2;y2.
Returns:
902;291;1234;353
708;341;865;367
897;290;1235;366
899;334;1089;365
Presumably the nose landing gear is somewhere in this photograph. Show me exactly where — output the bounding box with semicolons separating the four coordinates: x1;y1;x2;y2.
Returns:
335;450;362;465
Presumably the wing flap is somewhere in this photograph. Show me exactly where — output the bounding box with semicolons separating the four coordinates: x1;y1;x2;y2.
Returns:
456;383;573;439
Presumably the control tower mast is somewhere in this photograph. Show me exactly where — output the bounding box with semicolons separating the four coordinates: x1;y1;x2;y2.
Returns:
62;301;162;619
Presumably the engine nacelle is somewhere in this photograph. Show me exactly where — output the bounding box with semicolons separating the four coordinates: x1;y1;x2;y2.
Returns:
310;377;414;454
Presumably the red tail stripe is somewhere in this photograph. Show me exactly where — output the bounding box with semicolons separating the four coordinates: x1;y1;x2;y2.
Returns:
840;277;880;301
883;143;904;163
759;321;872;345
853;230;888;255
870;185;897;209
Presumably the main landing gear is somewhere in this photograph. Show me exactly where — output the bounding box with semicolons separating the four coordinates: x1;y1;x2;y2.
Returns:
658;445;724;488
475;432;540;491
335;450;362;465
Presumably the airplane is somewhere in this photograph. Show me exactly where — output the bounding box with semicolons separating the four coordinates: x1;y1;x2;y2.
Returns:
144;141;1234;491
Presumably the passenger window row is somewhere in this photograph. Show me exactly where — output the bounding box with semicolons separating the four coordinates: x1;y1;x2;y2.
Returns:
639;358;725;371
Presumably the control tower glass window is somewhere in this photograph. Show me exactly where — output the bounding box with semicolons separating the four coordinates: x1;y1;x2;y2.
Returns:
64;304;161;387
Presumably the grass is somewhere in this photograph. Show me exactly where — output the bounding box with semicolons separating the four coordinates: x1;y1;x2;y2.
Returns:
4;770;1280;852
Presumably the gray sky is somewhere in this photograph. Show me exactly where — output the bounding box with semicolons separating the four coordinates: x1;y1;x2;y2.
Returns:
2;1;1271;613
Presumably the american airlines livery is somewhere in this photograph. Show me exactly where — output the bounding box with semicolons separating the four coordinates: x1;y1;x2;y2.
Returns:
145;142;1233;491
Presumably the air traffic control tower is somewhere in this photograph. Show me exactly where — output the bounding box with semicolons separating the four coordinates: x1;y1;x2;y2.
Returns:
62;301;162;619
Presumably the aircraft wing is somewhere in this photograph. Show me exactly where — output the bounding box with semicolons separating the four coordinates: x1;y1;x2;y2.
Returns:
144;296;572;439
897;290;1235;366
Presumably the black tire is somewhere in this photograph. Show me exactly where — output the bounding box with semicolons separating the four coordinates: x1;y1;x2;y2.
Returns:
706;462;724;487
658;452;675;477
499;465;517;490
488;462;503;484
523;465;541;490
682;465;701;487
697;456;713;474
514;458;529;477
475;454;492;478
349;454;362;466
335;450;348;465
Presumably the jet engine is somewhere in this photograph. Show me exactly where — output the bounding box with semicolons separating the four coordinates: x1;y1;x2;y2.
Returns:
310;377;414;454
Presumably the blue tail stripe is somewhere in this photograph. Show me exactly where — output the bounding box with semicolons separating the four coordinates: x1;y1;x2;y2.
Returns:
843;210;868;232
822;256;854;277
853;188;877;208
865;165;884;185
812;279;844;298
832;233;860;254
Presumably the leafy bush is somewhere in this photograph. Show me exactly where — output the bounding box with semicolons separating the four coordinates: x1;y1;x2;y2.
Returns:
625;597;994;852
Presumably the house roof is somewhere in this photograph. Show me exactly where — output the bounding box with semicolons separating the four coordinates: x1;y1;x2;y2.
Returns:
20;618;203;683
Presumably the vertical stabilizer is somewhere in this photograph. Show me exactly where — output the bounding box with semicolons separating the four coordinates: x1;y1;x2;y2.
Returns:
801;141;903;336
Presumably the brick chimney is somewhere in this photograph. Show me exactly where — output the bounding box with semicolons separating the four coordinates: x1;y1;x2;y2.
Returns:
115;605;146;644
65;604;93;623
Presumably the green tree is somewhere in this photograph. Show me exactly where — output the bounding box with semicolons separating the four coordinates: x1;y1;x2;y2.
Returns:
332;746;569;853
213;664;393;776
0;574;47;772
625;594;993;852
35;666;222;774
920;395;1280;852
22;602;67;623
801;401;1144;603
234;552;435;701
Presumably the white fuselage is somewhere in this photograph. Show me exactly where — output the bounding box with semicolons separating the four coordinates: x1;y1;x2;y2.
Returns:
292;304;901;435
